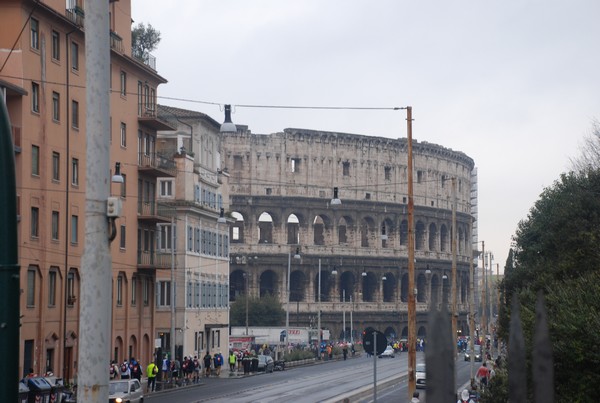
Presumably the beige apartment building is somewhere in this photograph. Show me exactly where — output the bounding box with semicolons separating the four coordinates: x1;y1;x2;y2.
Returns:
0;0;182;382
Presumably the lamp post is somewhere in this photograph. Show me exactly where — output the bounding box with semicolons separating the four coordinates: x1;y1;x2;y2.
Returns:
317;259;322;351
243;272;249;336
285;248;300;354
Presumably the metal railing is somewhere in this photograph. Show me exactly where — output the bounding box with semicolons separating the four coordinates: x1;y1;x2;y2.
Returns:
137;201;174;218
137;152;177;176
137;250;171;268
132;49;156;70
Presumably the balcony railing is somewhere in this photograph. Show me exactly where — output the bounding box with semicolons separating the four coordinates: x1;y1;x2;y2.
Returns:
110;31;123;53
137;152;177;177
65;5;84;27
137;201;174;221
137;250;171;269
132;49;156;71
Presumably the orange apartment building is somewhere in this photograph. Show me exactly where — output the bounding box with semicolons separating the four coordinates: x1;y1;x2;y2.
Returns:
0;0;180;382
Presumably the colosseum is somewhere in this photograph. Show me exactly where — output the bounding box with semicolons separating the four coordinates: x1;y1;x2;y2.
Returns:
222;126;477;344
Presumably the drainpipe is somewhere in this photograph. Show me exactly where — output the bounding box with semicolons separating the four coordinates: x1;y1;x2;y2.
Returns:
0;88;20;403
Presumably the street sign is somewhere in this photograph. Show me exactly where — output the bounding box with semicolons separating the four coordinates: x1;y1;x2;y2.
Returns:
362;330;387;355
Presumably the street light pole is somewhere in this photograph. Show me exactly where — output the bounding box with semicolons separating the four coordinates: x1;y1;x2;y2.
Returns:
343;289;346;343
244;273;249;336
406;106;417;397
285;249;300;354
451;177;458;358
317;259;322;349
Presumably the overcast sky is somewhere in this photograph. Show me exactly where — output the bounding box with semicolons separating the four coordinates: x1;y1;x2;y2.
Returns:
131;0;600;272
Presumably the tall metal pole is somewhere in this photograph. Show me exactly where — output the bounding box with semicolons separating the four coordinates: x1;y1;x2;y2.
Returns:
343;289;346;342
285;251;291;353
170;216;176;360
318;259;322;349
469;216;476;383
78;1;111;400
245;274;249;335
350;295;354;345
488;252;494;359
481;241;486;356
0;86;20;403
406;105;417;397
451;177;458;357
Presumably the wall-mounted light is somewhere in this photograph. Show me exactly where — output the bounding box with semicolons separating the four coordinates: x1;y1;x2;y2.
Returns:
111;162;124;183
382;275;387;281
361;271;367;277
220;104;237;133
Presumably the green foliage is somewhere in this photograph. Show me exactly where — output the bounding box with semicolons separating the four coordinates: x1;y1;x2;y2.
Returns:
131;22;161;55
480;367;509;403
498;169;600;401
229;293;285;327
284;348;315;362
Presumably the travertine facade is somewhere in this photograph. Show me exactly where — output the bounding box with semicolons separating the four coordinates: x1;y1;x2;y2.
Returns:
223;128;476;341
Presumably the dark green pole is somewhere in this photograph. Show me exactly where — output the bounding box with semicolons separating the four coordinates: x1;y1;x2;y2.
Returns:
0;95;20;402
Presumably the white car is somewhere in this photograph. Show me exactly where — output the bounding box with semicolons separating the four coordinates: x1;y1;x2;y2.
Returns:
416;363;426;389
378;345;395;358
109;378;144;403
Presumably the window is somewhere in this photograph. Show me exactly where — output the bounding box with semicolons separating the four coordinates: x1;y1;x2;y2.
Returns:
71;100;79;128
417;170;424;184
131;276;137;305
30;207;39;238
159;180;173;197
71;41;79;70
30;18;39;50
31;145;40;176
52;152;60;181
137;81;143;115
441;175;447;188
120;71;127;96
385;166;391;181
343;161;350;176
157;281;171;307
157;224;173;251
143;278;150;306
31;82;39;113
71;158;79;186
51;91;60;121
291;158;301;173
120;173;126;198
120;122;127;147
27;267;36;306
51;211;59;240
71;215;78;244
67;270;76;305
51;30;60;60
116;275;123;306
119;225;126;249
48;270;57;307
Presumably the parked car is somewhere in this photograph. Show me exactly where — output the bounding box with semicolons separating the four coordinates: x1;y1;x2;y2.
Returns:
257;355;274;373
108;378;143;403
464;344;482;362
416;363;426;389
378;345;395;358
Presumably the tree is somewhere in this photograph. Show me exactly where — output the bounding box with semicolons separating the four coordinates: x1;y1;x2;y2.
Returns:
230;293;285;327
131;22;161;56
570;119;600;172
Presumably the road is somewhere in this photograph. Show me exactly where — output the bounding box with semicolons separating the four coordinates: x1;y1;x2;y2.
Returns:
144;352;475;403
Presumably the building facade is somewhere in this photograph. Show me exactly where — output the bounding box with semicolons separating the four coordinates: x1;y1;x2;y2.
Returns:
223;127;477;342
0;0;175;381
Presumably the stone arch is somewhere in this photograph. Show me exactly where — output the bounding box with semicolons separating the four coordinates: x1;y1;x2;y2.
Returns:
314;270;336;302
231;211;245;243
458;226;465;254
128;334;138;361
114;336;124;362
286;213;300;244
142;334;151;366
430;274;441;307
337;216;353;245
360;216;376;247
229;269;247;301
361;271;377;302
382;272;396;302
339;271;356;302
259;270;278;297
417;326;427;339
400;219;408;246
415;220;426;250
384;326;397;340
440;224;449;252
290;270;306;302
312;214;329;245
442;273;450;304
380;217;395;248
400;272;408;302
428;222;438;251
416;272;427;303
258;212;274;244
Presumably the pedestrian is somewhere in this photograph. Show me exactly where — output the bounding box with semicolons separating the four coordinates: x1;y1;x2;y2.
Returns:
193;356;200;383
203;351;212;378
343;345;348;360
229;351;237;373
161;355;170;382
476;361;490;390
213;352;223;376
130;359;142;381
146;361;158;392
120;361;131;379
109;360;119;380
410;391;420;403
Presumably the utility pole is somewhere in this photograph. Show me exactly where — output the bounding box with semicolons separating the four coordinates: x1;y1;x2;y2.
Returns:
488;252;494;359
480;242;486;358
0;89;20;403
406;106;417;397
170;216;176;360
468;216;475;383
78;1;111;401
451;177;458;358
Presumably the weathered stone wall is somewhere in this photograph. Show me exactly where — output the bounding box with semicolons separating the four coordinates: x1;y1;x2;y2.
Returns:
223;127;475;341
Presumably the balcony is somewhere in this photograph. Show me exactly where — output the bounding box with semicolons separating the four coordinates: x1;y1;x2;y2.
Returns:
138;107;176;131
110;31;123;53
137;201;174;224
132;49;156;71
137;152;177;177
12;126;21;153
137;250;171;270
65;5;84;27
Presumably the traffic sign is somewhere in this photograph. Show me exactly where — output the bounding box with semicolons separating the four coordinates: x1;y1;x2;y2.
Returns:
362;330;387;355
